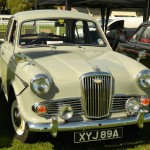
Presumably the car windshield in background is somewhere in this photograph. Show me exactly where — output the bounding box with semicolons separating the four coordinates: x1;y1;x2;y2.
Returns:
97;19;113;26
19;19;105;47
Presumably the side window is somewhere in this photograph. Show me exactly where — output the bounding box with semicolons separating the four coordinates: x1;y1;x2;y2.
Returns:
130;26;144;42
88;22;99;43
73;20;103;45
9;20;17;45
74;21;84;43
139;26;150;43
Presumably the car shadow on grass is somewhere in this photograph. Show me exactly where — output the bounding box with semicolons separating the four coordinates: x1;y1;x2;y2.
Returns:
44;124;150;150
0;92;14;149
1;90;150;150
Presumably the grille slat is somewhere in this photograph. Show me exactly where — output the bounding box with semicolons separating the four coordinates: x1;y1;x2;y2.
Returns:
81;72;113;119
111;95;141;112
40;98;83;116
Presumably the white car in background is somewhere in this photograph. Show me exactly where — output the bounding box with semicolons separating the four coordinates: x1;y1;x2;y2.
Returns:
0;15;12;43
97;17;144;46
0;15;12;21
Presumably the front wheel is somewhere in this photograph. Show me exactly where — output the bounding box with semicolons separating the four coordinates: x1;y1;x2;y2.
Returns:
11;100;31;142
0;78;3;95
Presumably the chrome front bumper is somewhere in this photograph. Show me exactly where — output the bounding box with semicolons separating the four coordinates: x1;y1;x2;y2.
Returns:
27;111;150;137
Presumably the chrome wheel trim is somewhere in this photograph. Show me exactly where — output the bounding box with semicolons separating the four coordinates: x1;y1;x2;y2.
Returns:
11;100;25;135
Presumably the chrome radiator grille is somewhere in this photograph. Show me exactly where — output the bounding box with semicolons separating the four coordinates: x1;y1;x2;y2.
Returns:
80;72;113;119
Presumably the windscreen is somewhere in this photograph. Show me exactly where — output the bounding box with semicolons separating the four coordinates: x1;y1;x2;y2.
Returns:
19;18;106;47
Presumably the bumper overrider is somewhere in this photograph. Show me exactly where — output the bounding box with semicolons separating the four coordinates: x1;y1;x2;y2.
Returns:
26;111;150;137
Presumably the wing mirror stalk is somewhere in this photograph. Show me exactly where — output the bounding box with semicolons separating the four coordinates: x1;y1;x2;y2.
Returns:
137;50;146;62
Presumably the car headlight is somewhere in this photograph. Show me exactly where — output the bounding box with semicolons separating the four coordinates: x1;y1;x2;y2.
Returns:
137;70;150;90
30;74;52;95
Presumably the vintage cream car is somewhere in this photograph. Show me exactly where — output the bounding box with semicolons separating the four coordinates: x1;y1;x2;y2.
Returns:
0;10;150;143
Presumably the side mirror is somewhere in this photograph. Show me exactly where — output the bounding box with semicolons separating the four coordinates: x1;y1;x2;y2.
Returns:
98;39;104;46
137;50;146;62
15;53;27;63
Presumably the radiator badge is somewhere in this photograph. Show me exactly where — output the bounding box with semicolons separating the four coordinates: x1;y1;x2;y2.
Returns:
93;78;103;84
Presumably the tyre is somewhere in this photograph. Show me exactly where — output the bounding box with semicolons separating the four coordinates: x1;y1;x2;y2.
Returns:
11;100;31;142
0;78;3;95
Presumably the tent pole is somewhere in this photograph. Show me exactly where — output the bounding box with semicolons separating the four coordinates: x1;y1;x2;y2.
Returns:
143;0;150;21
105;8;111;34
65;0;71;10
100;5;106;31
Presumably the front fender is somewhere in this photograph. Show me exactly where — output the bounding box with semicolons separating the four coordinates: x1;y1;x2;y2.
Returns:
11;76;29;96
5;52;51;100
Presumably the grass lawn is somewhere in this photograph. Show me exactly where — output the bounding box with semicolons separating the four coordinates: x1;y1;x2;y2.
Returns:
1;92;150;150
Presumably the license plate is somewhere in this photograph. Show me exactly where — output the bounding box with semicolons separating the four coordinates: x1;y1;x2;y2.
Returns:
74;127;123;143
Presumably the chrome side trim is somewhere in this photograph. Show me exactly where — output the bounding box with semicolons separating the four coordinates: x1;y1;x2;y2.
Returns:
27;112;150;137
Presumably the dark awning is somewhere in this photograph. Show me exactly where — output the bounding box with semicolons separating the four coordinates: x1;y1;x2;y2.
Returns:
37;0;148;9
36;0;150;31
37;0;65;6
71;0;147;9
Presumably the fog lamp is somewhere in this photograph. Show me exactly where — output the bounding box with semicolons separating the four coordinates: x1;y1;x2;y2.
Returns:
59;105;73;120
125;98;140;115
141;97;150;106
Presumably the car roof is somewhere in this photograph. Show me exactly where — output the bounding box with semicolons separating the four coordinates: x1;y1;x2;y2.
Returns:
14;9;95;22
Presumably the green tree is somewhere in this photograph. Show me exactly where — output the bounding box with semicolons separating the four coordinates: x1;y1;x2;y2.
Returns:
7;0;35;14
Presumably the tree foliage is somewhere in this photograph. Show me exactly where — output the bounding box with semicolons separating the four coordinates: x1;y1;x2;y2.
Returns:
7;0;35;14
0;0;6;6
0;0;7;14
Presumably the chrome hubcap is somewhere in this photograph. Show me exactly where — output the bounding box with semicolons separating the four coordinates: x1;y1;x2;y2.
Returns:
13;108;21;128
